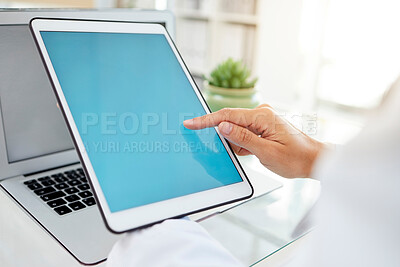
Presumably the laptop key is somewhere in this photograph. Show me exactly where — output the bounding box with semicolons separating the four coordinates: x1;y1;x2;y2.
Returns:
41;191;66;202
24;168;94;215
54;205;72;215
68;179;81;186
68;201;86;211
34;186;55;196
78;184;90;191
55;183;69;190
67;173;80;179
55;177;68;183
82;197;96;206
78;191;93;198
47;198;66;208
28;183;42;190
38;176;51;181
41;180;55;186
24;179;37;185
65;187;79;194
65;194;80;202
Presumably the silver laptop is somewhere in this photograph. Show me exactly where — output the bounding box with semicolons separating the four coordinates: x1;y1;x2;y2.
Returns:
0;9;174;265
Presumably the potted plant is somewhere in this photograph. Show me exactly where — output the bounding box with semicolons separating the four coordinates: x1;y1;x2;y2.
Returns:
203;58;259;112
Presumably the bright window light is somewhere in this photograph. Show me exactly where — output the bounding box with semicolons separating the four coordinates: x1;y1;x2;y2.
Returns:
317;0;400;108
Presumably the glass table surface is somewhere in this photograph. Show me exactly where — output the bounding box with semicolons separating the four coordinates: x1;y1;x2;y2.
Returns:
194;156;321;266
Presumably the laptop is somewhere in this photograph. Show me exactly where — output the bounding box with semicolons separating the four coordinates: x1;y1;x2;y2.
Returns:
0;9;175;265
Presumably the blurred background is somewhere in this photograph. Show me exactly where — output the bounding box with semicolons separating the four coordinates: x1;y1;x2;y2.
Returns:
1;0;399;144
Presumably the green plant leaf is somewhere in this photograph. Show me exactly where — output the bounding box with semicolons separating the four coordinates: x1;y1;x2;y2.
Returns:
231;77;241;88
221;80;229;88
206;58;258;89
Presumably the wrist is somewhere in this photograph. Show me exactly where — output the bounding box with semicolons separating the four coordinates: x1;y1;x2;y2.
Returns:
304;138;326;178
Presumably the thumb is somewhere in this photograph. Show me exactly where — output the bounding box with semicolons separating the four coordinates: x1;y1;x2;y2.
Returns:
218;121;265;155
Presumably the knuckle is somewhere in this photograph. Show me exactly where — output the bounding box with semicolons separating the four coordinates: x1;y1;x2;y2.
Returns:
256;103;271;109
195;114;210;127
255;105;274;117
250;109;271;130
266;107;275;116
259;107;275;122
220;108;232;121
201;114;210;124
239;128;252;145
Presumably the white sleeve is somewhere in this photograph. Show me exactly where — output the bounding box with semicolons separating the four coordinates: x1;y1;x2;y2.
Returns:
287;83;400;267
107;219;243;267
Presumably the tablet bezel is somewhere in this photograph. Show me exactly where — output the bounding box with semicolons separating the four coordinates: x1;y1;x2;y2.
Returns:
30;18;253;233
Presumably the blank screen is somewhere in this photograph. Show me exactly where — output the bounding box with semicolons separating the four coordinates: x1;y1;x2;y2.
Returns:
0;25;74;163
40;31;242;212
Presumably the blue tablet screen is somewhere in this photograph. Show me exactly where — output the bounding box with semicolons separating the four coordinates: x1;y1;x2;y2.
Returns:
40;31;243;212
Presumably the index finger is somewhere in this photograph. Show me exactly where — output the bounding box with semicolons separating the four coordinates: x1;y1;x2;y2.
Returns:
183;108;251;130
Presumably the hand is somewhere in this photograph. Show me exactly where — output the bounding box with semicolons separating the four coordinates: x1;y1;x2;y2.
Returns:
183;105;325;178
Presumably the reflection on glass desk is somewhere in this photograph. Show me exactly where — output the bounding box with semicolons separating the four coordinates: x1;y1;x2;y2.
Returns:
198;157;321;266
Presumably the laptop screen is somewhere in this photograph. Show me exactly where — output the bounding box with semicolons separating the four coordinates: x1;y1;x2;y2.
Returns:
0;25;74;163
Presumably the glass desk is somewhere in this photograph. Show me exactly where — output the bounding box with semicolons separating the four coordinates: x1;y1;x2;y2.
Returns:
194;156;321;266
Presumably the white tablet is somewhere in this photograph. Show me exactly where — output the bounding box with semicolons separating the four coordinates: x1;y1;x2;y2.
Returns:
30;18;253;233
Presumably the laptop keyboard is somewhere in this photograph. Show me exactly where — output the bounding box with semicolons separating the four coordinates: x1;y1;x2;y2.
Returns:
23;167;96;216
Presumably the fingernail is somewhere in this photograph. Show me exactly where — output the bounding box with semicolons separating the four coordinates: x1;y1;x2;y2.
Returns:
219;122;232;135
183;119;193;127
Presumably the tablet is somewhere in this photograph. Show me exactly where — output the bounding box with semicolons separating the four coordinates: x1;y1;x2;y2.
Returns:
30;18;253;233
